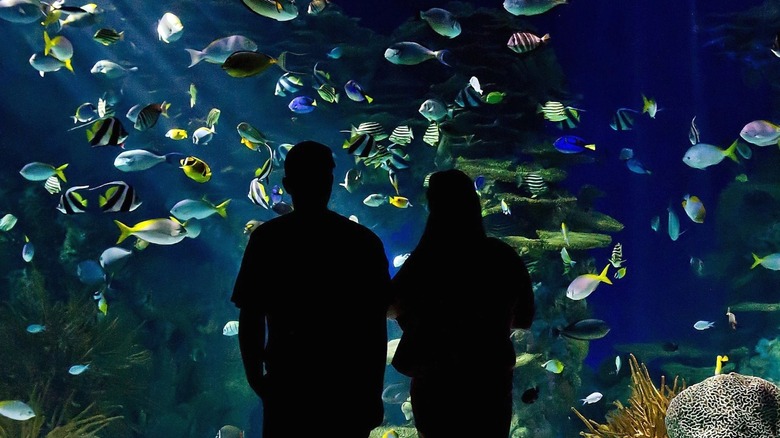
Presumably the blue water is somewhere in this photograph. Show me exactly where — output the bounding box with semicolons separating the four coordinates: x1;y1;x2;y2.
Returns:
2;0;780;436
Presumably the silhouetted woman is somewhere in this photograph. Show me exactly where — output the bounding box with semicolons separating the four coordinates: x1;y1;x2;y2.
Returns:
390;169;535;438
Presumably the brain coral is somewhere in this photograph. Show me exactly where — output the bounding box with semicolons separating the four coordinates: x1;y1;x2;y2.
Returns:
665;372;780;438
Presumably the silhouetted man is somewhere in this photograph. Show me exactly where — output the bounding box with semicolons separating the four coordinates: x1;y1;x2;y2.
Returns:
232;140;391;437
390;169;535;438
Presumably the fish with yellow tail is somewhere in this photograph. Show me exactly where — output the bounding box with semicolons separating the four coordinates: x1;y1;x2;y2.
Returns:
114;217;188;245
750;252;780;270
682;139;740;170
388;196;411;209
566;264;612;300
714;355;729;375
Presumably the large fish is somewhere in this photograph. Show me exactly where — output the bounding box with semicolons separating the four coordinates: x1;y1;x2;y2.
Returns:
0;0;43;24
185;35;257;67
242;0;298;21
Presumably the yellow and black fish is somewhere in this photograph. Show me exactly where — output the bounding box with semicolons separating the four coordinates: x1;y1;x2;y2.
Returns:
222;51;291;78
56;185;89;214
389;125;413;145
86;117;129;147
610;108;639;131
180;156;211;183
90;181;142;213
93;28;124;46
247;177;269;209
134;102;170;131
343;133;377;158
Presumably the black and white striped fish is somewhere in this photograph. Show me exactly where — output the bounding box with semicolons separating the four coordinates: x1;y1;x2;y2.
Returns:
507;32;550;54
275;73;304;96
537;101;568;122
93;28;124;46
316;84;339;103
44;176;61;194
555;107;581;130
455;82;483;108
97;97;114;118
90;181;141;213
609;242;626;267
348;122;387;141
86;117;128;147
343;133;377;158
389;125;414;145
56;185;89;214
610;108;639;131
134;102;170;131
248;178;270;210
688;116;700;145
423;122;440;146
519;172;547;198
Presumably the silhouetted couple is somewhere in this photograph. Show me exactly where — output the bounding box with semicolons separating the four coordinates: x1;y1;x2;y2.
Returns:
233;140;535;438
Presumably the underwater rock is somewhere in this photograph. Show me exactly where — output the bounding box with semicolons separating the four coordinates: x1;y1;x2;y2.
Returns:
455;157;518;183
566;210;625;233
665;373;780;438
369;426;418;437
731;301;780;312
500;230;612;252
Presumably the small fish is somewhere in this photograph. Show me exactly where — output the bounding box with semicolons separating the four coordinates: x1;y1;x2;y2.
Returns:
641;94;659;118
614;355;622;374
186;35;258;67
581;392;603;405
681;194;706;223
726;307;737;330
690;256;704;276
244;220;264;234
207;108;221;129
608;243;625;268
773;32;780;58
750;253;780;271
222;50;291;78
344;80;373;103
339;169;362;193
501;199;511;215
56;185;89;215
418;99;451;123
348;122;387;140
170;198;230;220
389;125;414;145
20;162;68;182
134;102;170;131
43;31;73;67
343;133;377;158
553;135;595;154
518;172;548;198
165;129;188;140
363;194;387;207
613;267;627;279
714;355;729;375
157;12;183;43
650;215;660;232
507;32;550;54
384;41;450;66
114;217;188;245
307;0;330;15
179;156;212;183
326;46;342;59
560;247;576;268
484;91;506;104
689;116;700;145
566;265;612;301
521;386;540;404
242;0;298;21
393;253;411;268
422;122;440;146
94;290;108;315
99;247;133;273
667;206;682;241
248;178;270;209
189;83;197;108
455;81;483;108
86;117;129;147
554;318;610;340
382;430;400;438
0;400;35;421
388;196;411;209
610;108;639;131
29;52;71;77
288;96;317;114
222;321;239;336
192;126;215;145
270;185;284;204
0;214;18;231
537;101;571;122
693;320;714;330
541;359;564;374
93;28;124;46
90;60;138;79
561;222;570;246
68;364;90;375
26;324;45;334
420;7;461;38
739;120;780;146
315;84;339;103
275;72;304;96
503;0;567;16
625;157;652;175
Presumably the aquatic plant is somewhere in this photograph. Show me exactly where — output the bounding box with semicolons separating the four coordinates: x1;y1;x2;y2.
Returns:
571;354;684;437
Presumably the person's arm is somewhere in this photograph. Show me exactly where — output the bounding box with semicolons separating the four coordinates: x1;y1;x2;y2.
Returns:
238;307;266;398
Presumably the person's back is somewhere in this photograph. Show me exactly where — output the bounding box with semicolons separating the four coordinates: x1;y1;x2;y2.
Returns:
390;169;534;438
233;141;390;437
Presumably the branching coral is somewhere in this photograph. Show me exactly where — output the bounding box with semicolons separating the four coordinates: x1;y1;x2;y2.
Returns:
571;354;685;437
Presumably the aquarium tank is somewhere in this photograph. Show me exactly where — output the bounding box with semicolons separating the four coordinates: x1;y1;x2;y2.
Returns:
2;0;780;436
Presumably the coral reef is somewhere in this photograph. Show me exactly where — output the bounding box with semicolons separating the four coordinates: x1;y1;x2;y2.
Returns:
665;373;780;438
572;354;684;437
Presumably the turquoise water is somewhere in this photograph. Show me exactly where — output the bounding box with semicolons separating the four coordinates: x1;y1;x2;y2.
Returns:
1;0;780;436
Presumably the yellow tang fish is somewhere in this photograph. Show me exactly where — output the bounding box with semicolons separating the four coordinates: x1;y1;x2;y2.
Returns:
180;156;211;183
388;196;411;208
165;129;188;140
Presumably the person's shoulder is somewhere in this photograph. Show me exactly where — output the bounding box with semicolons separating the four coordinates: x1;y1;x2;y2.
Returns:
484;236;520;258
330;212;384;242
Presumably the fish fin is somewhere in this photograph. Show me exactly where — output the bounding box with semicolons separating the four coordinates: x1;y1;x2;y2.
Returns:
435;49;452;67
185;49;204;68
585;144;595;150
751;253;762;269
114;220;132;244
365;94;374;104
64;58;74;73
724;139;740;163
43;31;53;56
215;199;231;218
598;264;612;285
54;163;68;182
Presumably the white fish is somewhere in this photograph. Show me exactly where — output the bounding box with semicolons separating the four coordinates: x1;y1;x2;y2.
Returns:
22;238;34;262
185;35;258;67
19;162;68;182
614;355;621;374
222;321;239;336
114;218;188;246
401;399;413;421
192;126;215;145
682;140;739;170
29;52;70;77
157;12;183;43
68;364;90;375
0;0;44;24
581;392;603;405
667;206;682;241
419;7;461;39
503;0;567;16
418;98;450;122
363;194;387;207
393;253;411;268
693;320;714;330
170;198;230;220
114;150;176;172
99;246;133;273
751;253;780;271
650;215;660;232
739;120;780;146
384;41;450;66
0;214;18;231
0;400;35;420
90;60;138;79
566;265;612;300
501;199;511;215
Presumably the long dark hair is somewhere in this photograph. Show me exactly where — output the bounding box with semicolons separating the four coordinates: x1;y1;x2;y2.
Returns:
418;169;485;247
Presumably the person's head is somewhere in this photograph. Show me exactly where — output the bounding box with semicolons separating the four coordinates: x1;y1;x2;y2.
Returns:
424;169;485;239
282;140;336;211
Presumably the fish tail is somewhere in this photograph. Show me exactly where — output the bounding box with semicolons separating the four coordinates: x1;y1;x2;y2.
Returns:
598;264;613;285
751;253;762;269
365;94;374;104
161;101;171;117
54;163;68;182
43;31;53;56
114;220;133;244
435;49;452;67
164;152;187;165
724;139;740;163
64;58;74;73
585;144;596;150
215;199;231;218
185;49;205;68
275;51;308;75
540;33;551;43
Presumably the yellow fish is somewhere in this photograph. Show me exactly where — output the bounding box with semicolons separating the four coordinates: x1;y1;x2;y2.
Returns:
165;129;188;140
381;430;399;438
714;355;729;375
682;194;706;223
642;94;659;118
388;196;411;208
561;222;570;246
180;156;212;183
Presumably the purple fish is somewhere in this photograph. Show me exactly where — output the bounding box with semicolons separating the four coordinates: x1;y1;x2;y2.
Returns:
344;80;373;103
288;96;317;114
